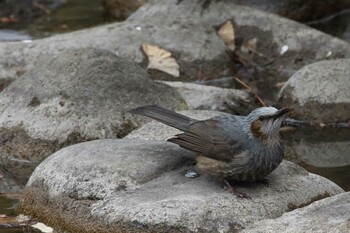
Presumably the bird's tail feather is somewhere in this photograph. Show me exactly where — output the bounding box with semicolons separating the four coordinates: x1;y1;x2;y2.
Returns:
128;105;195;131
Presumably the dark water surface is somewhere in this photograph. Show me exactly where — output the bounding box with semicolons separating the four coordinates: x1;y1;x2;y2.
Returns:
26;0;108;39
0;0;110;41
284;125;350;191
0;194;22;233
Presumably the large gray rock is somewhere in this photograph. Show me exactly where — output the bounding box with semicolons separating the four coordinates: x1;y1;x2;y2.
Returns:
242;192;350;233
161;81;256;115
0;47;183;188
1;0;349;85
277;59;350;123
20;139;343;233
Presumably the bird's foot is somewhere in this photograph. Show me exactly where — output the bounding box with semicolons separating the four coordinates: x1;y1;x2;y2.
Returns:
258;178;269;187
224;179;251;199
185;169;200;178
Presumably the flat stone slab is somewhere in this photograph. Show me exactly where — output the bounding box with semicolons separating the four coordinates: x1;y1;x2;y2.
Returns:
20;139;343;233
242;191;350;233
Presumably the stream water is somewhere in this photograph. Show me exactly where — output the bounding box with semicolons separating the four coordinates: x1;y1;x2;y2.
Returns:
284;126;350;191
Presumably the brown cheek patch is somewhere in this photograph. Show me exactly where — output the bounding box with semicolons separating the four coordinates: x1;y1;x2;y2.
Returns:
250;120;266;139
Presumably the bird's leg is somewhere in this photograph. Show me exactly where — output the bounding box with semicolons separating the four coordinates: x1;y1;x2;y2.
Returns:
258;177;269;187
184;160;200;178
224;179;251;199
185;169;200;178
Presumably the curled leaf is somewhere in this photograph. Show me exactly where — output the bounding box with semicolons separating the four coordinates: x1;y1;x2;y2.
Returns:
142;44;180;77
234;37;258;66
218;20;235;51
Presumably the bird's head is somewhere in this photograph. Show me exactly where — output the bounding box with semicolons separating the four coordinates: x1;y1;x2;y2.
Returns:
245;107;291;142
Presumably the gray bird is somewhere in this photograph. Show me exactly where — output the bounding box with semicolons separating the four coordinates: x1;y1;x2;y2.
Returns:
129;105;291;197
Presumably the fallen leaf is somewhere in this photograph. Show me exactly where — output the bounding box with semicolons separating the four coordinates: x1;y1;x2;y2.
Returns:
218;20;235;51
234;37;258;66
240;38;257;54
0;15;18;23
141;44;180;77
0;214;17;224
31;222;54;233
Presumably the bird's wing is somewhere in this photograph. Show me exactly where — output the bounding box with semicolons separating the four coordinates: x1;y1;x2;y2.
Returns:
167;115;246;162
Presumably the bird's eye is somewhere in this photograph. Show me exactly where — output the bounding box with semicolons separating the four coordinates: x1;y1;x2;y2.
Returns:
259;116;265;121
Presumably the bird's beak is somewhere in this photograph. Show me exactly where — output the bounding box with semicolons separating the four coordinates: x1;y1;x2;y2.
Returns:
272;107;292;119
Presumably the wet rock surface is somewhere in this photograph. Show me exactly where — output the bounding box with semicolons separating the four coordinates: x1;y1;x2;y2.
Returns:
20;139;343;233
0;47;183;188
277;59;350;123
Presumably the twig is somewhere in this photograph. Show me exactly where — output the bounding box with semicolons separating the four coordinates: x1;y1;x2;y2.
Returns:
306;9;350;26
233;76;265;106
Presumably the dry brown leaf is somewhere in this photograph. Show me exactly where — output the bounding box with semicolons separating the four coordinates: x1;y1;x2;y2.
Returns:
0;214;17;224
142;44;180;77
241;38;257;54
218;20;235;51
233;37;258;66
0;15;18;23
